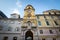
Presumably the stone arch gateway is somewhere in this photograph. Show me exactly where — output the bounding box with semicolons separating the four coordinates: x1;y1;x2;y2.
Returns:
25;30;33;40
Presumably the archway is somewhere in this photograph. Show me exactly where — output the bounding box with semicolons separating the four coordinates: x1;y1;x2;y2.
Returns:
25;30;33;40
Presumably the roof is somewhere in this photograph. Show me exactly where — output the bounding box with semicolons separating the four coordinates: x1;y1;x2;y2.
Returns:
0;11;8;18
0;18;23;20
43;9;60;13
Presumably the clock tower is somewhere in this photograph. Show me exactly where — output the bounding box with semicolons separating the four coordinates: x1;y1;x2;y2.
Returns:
23;5;37;27
24;5;35;18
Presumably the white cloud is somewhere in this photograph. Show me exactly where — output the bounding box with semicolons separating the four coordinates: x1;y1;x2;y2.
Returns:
16;0;22;8
11;9;20;14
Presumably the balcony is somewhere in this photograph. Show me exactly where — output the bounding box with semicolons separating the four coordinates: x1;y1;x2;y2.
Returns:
21;23;37;29
21;26;27;28
31;25;37;30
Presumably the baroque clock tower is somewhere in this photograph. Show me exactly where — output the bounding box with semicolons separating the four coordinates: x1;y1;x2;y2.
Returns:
23;5;37;28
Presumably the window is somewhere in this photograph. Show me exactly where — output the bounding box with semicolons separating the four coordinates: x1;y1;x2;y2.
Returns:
59;29;60;32
49;12;51;15
54;21;58;25
13;37;17;40
44;16;46;18
0;25;3;31
54;12;56;15
49;30;53;34
40;30;43;34
15;27;20;31
46;21;50;25
3;37;8;40
53;38;56;40
42;38;45;40
10;21;14;24
37;16;39;19
8;27;12;31
38;21;41;26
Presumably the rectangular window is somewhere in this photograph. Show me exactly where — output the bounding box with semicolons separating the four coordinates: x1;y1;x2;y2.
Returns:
46;21;50;25
49;30;53;34
42;38;45;40
44;16;46;18
3;37;8;40
54;21;58;25
38;21;41;26
53;38;56;40
0;26;3;31
37;16;39;19
54;12;56;15
8;27;12;31
59;29;60;32
40;30;43;34
49;12;51;15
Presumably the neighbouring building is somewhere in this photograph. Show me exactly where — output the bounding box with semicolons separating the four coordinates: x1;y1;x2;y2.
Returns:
0;11;7;18
0;5;60;40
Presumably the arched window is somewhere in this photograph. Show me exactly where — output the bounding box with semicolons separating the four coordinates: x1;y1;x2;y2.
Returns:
8;27;12;31
15;27;20;31
13;37;17;40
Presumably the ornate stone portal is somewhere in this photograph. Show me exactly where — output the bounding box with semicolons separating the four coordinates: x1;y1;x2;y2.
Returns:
25;29;33;40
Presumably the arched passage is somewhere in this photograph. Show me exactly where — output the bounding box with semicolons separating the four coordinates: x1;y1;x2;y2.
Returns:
25;30;33;40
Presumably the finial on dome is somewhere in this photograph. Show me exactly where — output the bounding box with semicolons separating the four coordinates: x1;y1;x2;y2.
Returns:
24;4;35;10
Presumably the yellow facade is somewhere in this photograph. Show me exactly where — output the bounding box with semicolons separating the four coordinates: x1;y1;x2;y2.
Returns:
23;5;37;27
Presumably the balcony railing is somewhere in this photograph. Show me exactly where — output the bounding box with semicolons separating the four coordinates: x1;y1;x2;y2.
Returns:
21;26;27;28
21;23;37;29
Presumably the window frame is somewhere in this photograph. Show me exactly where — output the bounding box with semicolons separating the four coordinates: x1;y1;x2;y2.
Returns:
40;30;43;34
46;20;50;25
3;36;8;40
49;30;53;34
38;21;41;26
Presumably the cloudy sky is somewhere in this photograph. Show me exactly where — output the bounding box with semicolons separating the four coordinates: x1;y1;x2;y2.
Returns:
0;0;60;18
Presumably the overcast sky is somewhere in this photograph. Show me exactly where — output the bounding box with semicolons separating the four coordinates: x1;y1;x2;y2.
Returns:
0;0;60;18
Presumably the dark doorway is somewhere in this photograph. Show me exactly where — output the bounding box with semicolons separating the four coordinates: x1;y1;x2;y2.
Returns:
25;30;33;40
13;37;17;40
3;37;8;40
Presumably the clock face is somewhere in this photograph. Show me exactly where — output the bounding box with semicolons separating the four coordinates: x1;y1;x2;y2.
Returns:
27;10;32;13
